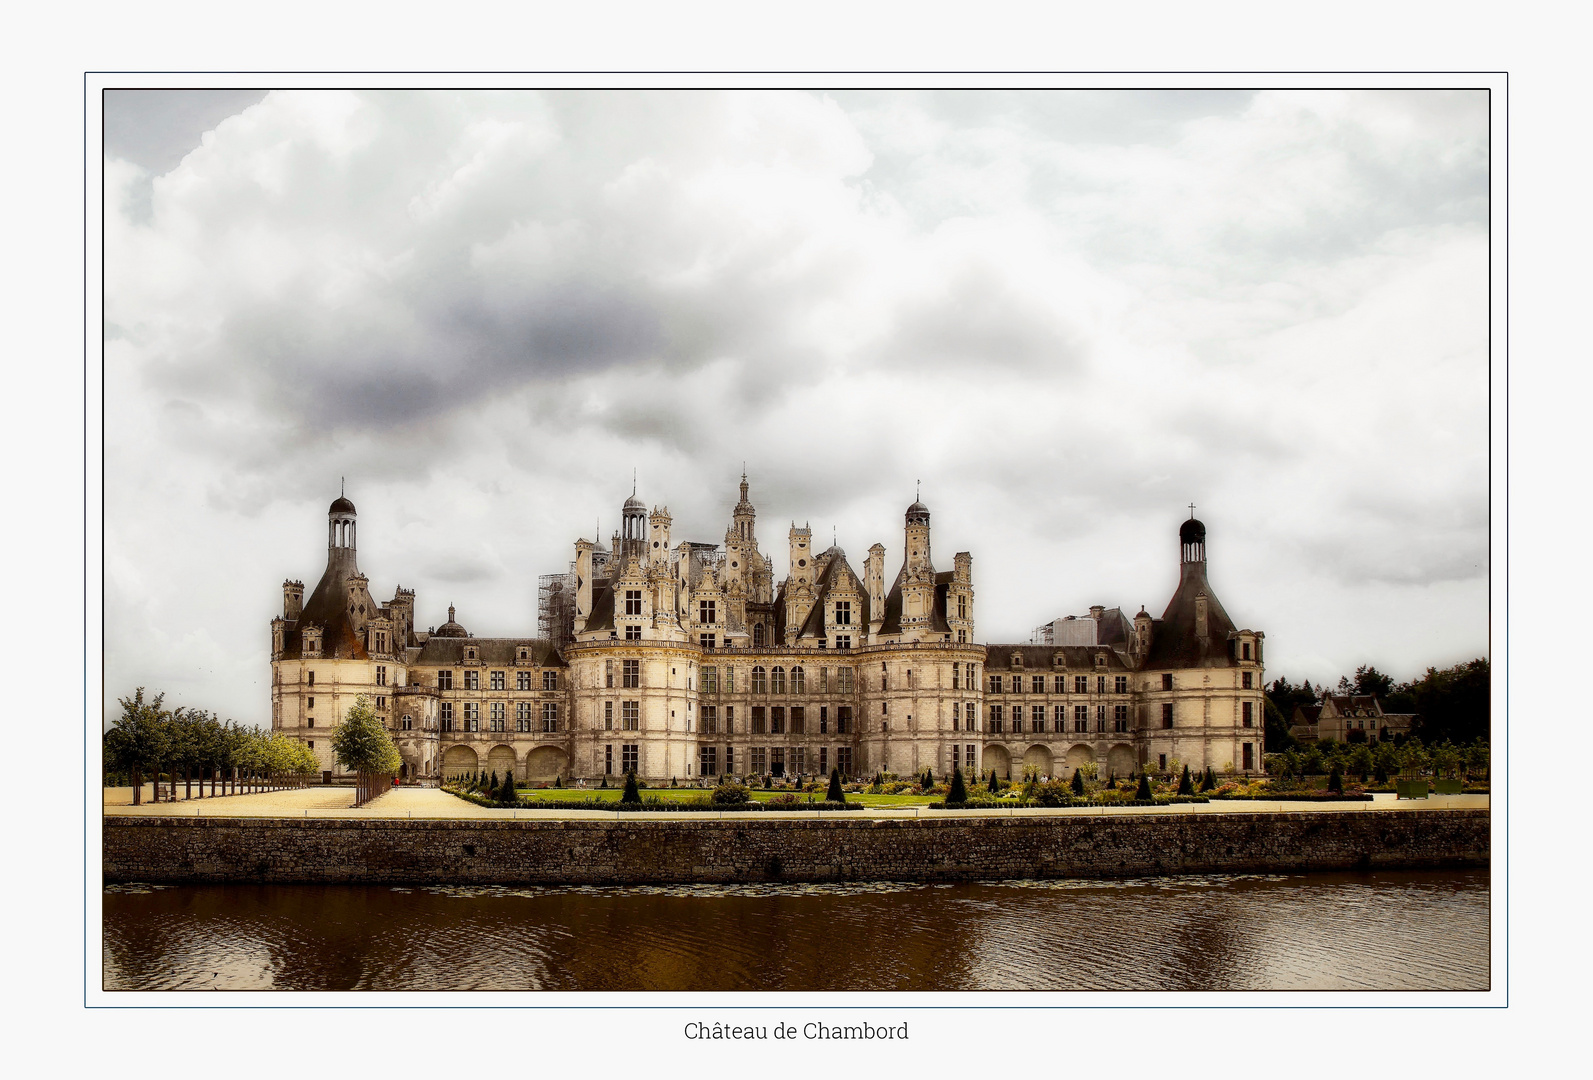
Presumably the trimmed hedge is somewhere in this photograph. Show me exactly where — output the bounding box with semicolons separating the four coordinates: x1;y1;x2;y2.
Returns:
930;795;1210;810
443;788;860;812
1211;792;1374;802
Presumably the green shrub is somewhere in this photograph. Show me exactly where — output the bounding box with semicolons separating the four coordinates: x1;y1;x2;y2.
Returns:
1178;765;1194;795
621;771;641;804
1202;766;1217;792
1071;768;1085;796
1136;771;1153;801
826;767;844;803
1328;763;1344;794
711;781;751;805
947;767;968;804
1033;779;1073;807
763;773;773;789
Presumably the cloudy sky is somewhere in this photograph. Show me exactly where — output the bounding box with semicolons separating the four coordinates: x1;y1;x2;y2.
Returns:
102;87;1489;727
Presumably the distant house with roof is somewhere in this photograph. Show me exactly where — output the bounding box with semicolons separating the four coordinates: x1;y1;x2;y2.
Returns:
1290;693;1417;744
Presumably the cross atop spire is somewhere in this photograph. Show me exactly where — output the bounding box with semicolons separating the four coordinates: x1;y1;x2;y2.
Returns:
341;476;345;497
1188;502;1197;519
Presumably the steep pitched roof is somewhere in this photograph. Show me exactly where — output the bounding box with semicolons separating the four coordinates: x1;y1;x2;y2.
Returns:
982;644;1132;672
1144;560;1240;669
412;637;566;667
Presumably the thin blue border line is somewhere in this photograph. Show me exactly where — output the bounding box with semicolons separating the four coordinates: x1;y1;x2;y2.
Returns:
88;74;1504;1008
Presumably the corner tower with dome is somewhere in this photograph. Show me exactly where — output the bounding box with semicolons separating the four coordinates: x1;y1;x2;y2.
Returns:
270;481;1264;786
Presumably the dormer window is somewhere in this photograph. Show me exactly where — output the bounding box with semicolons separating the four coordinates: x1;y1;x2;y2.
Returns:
518;648;528;661
466;647;476;661
1011;653;1023;669
1095;653;1108;668
1052;653;1064;667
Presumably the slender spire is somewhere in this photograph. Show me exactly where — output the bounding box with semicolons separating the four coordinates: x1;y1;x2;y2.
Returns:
341;476;345;497
1188;502;1196;519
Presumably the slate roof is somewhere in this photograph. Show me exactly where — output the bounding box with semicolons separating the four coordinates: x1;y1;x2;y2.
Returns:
982;644;1132;671
875;568;953;637
1143;561;1240;669
793;547;870;640
281;548;367;660
412;637;566;667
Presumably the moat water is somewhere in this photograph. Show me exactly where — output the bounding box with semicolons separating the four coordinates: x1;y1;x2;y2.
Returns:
102;869;1488;992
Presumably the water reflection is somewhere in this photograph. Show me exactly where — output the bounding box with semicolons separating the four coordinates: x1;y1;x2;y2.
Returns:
103;870;1488;992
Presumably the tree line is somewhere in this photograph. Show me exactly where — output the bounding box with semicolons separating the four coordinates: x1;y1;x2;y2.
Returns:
1263;657;1489;752
105;687;320;804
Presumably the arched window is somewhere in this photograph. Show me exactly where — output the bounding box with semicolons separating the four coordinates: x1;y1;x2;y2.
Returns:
751;666;768;694
790;666;804;694
770;666;786;694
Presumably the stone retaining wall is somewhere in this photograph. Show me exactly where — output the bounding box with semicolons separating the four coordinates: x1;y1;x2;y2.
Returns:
102;809;1488;885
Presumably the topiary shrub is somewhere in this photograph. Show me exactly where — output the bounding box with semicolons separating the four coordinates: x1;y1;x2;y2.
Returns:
621;770;641;804
763;773;773;789
826;767;845;803
1178;765;1194;796
1328;763;1344;794
946;767;968;805
1071;768;1085;796
600;774;609;789
1136;771;1153;801
1202;766;1217;792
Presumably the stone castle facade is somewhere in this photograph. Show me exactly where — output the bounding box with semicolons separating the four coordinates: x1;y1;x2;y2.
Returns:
270;479;1266;782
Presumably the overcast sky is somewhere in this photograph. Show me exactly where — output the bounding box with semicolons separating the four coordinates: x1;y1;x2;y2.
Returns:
102;88;1489;727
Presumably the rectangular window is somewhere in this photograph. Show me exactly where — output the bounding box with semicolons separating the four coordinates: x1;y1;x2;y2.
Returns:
751;748;767;775
988;675;1002;693
1074;675;1088;693
1114;704;1129;733
837;668;854;694
1074;705;1089;733
1032;705;1045;731
771;706;785;735
820;667;829;692
622;701;640;731
622;744;639;773
625;590;643;616
1011;713;1022;734
1243;642;1253;661
376;665;387;686
834;600;852;625
1162;673;1174;691
1243;701;1254;728
543;702;559;732
952;701;960;730
622;659;640;688
1242;671;1253;689
1032;675;1044;694
819;747;828;775
375;695;385;711
464;670;479;691
307;697;315;710
1162;702;1174;729
543;670;559;691
1097;676;1106;694
965;745;975;772
771;747;786;776
1051;675;1063;694
699;745;718;777
489;716;504;733
604;701;613;730
438;670;453;690
700;633;715;649
770;667;786;694
958;594;967;620
605;659;614;689
625;624;642;640
725;705;734;733
988;704;1004;733
1242;743;1254;770
701;705;718;734
752;706;766;734
1159;753;1167;771
725;667;734;693
489;671;505;691
516;671;532;691
490;702;505;722
819;706;828;733
836;747;853;778
699;599;717;624
605;744;613;774
791;706;805;734
1115;675;1127;694
835;634;851;650
307;670;315;686
441;702;454;730
516;714;530;733
836;706;852;734
702;666;718;694
464;702;479;721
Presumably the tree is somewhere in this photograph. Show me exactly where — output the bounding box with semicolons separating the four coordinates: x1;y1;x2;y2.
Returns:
1202;766;1217;792
946;767;968;804
331;695;401;776
1327;763;1343;794
1352;665;1395;700
1135;771;1153;801
498;771;518;806
105;688;170;805
1071;768;1085;796
1349;744;1373;783
827;767;845;803
1177;765;1194;796
1407;658;1490;744
621;770;641;804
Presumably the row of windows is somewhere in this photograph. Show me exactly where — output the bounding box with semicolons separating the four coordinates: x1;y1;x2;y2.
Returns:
439;701;560;732
435;670;560;691
988;674;1131;695
699;666;857;695
985;703;1131;734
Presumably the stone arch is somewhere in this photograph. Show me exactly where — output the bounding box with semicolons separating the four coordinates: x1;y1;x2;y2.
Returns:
1107;743;1137;778
486;745;518;779
525;746;568;781
1065;744;1095;775
1022;744;1054;777
982;743;1011;778
442;745;478;779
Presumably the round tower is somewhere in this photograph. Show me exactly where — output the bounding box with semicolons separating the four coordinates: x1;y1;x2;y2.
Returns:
1180;515;1206;565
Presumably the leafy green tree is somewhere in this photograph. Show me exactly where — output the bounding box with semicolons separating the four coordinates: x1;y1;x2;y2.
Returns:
105;688;170;804
1177;765;1194;796
1071;768;1085;796
1135;771;1152;801
827;767;844;803
1407;658;1489;744
331;695;402;776
1464;742;1490;781
1349;744;1373;783
1352;665;1396;699
947;767;968;804
621;770;641;804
